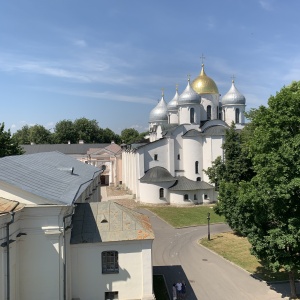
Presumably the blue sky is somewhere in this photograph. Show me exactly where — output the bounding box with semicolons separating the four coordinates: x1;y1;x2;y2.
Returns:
1;0;300;135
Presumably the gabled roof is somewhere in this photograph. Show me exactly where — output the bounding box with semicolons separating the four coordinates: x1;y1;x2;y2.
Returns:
22;143;111;155
140;167;176;183
0;152;101;205
168;176;214;191
70;201;154;244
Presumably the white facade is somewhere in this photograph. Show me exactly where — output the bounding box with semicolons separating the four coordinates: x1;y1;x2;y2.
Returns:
122;63;246;205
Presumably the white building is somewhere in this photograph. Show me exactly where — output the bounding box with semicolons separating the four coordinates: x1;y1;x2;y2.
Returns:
122;63;246;205
0;152;154;300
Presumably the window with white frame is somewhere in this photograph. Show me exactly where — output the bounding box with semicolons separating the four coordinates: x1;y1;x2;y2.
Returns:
102;251;119;274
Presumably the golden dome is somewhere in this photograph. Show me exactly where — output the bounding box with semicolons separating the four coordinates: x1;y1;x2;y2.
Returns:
191;64;219;94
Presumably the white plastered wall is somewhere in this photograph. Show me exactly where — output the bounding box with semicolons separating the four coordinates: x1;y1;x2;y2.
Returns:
71;240;154;300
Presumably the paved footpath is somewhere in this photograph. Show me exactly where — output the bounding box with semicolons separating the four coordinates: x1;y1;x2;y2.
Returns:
140;209;299;300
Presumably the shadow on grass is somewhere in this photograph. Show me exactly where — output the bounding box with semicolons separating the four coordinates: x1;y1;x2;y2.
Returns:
154;265;198;300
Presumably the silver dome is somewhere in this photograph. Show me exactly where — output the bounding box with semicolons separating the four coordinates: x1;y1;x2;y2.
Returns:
222;81;246;105
149;95;168;123
178;79;201;105
167;89;179;112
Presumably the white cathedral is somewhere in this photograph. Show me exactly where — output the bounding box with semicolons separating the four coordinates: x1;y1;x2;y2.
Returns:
122;62;246;205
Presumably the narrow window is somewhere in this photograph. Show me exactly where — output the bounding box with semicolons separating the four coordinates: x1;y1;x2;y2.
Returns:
102;251;119;274
194;194;197;200
204;195;208;200
207;105;211;120
195;161;199;174
190;108;195;123
105;292;119;300
184;194;188;201
177;154;180;160
159;188;164;198
196;177;201;181
154;154;158;161
235;108;240;124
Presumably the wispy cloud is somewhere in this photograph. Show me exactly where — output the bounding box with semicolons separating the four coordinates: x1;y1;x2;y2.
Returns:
73;39;87;47
259;0;273;11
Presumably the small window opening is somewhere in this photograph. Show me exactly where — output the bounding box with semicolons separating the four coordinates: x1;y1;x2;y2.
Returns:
178;154;180;160
154;154;158;161
184;194;189;201
195;161;199;174
159;188;164;198
105;291;119;300
194;194;197;200
197;177;201;181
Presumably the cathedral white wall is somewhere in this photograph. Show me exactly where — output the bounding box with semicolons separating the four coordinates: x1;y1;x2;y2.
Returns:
142;139;168;171
178;105;201;125
168;112;178;124
202;136;224;182
71;240;154;300
223;105;245;125
139;182;171;204
182;137;202;181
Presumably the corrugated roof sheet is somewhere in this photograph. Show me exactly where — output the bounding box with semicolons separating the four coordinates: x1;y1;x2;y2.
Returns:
168;176;214;191
0;152;100;205
22;143;111;155
71;201;154;244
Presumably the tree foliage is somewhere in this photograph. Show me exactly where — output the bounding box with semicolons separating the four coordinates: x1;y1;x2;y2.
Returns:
11;118;145;145
0;123;24;157
206;82;300;297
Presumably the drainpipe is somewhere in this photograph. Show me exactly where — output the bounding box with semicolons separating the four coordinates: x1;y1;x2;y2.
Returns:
6;201;19;300
63;207;75;300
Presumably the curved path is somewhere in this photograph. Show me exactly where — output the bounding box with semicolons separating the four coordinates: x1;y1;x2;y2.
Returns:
140;209;297;300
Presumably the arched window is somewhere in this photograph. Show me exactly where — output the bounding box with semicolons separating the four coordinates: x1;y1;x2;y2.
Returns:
235;108;240;123
196;177;201;181
195;161;199;174
102;251;119;274
159;188;164;198
190;108;195;123
207;105;211;120
184;194;188;201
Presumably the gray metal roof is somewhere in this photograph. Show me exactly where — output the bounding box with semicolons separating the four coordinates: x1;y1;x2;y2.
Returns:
22;143;111;155
169;176;214;191
70;201;154;244
0;152;101;205
140;167;176;183
149;95;168;123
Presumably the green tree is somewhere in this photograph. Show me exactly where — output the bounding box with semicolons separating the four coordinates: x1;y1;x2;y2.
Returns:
29;125;52;144
208;82;300;297
0;123;24;157
12;125;31;144
101;128;121;144
73;118;101;143
120;128;140;144
53;120;77;144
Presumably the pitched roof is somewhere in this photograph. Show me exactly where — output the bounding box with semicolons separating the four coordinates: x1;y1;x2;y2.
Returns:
168;176;214;191
0;152;101;205
70;201;154;244
22;143;111;155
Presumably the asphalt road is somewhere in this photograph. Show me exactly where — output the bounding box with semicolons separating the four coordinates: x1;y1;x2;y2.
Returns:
140;209;299;300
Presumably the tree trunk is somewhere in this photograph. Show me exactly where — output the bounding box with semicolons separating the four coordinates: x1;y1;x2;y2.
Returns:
289;270;297;299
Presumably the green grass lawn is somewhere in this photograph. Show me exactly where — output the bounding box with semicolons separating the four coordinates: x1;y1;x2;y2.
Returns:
200;232;295;282
145;205;225;227
153;275;169;300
